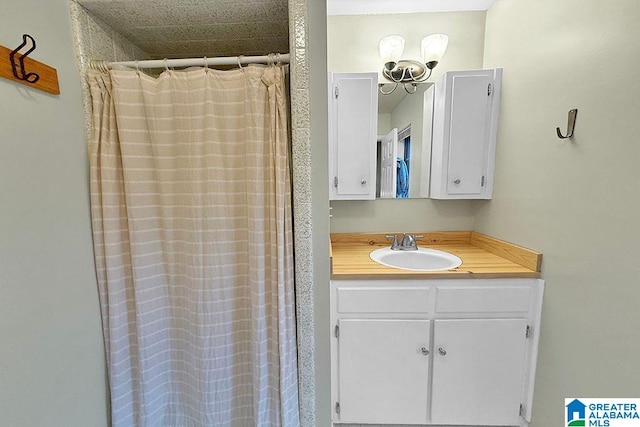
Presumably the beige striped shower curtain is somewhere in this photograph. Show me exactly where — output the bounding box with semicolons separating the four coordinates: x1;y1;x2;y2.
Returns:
87;66;299;426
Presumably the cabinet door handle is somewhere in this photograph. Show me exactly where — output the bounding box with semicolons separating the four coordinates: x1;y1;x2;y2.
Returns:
420;347;429;356
361;179;367;185
438;348;447;356
453;179;461;185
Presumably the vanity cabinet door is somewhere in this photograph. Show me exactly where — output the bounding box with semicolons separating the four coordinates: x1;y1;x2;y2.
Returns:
429;68;502;200
337;318;430;424
328;72;378;200
431;318;528;425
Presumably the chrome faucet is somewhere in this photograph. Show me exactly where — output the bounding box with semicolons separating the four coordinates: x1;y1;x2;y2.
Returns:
385;233;424;251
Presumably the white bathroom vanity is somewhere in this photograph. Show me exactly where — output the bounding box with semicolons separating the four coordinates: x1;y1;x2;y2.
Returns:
330;232;544;427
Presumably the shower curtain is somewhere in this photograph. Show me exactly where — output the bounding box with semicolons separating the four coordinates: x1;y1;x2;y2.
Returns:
87;65;299;426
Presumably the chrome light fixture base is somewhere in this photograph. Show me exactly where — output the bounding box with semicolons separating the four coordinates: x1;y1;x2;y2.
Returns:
382;60;429;83
380;60;435;95
379;82;418;95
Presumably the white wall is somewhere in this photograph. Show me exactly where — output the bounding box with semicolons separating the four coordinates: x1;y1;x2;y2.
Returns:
328;11;487;232
328;11;487;82
0;0;108;425
377;113;391;135
308;0;332;425
476;0;640;425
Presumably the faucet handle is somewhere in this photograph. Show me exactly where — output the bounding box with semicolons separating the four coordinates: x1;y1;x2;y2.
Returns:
385;234;399;249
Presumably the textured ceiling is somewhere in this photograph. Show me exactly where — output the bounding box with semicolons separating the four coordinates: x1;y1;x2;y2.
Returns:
78;0;289;59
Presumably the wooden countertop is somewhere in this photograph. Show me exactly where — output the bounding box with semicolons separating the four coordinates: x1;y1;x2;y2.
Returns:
330;231;542;280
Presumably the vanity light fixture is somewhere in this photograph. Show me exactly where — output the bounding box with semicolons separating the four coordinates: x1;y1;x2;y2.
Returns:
379;33;449;95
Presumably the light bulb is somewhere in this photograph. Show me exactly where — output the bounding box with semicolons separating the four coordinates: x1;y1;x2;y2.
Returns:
379;35;405;70
421;34;449;69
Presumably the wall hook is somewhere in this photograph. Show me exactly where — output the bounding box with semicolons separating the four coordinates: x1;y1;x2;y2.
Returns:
556;108;577;139
9;34;40;84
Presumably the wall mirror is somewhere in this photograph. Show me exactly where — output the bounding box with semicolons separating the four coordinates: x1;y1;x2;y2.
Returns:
376;82;432;199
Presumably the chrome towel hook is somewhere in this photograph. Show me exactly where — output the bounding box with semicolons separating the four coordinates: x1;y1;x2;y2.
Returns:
556;109;578;139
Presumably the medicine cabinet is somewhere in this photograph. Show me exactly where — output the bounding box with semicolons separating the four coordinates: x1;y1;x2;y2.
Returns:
328;69;502;200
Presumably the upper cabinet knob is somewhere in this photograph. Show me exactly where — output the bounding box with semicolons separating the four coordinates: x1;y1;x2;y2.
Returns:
453;179;461;184
361;179;367;185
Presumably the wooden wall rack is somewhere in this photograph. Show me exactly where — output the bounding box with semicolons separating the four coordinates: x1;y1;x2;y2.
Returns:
0;34;60;95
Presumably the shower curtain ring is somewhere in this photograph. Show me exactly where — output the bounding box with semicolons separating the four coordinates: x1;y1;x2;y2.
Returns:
163;58;169;71
91;60;108;73
276;53;281;66
237;55;244;70
203;56;208;70
135;60;140;74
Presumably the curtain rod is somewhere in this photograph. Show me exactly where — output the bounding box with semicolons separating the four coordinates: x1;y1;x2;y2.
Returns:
91;53;290;71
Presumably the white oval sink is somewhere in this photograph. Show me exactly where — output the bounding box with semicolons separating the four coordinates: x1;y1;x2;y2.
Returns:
370;248;462;272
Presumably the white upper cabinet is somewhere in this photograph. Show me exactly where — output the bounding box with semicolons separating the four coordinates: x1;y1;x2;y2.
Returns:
328;73;378;200
328;70;502;200
429;68;502;199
